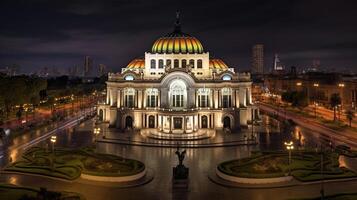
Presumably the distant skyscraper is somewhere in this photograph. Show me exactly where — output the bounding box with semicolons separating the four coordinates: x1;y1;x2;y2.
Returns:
251;44;264;74
273;53;284;71
84;56;93;77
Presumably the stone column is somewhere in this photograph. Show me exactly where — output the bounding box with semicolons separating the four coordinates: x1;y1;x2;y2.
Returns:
117;89;121;108
106;88;110;104
138;89;142;109
143;89;147;108
169;116;173;133
109;89;114;106
235;89;240;108
209;89;213;108
134;90;138;108
157;90;161;107
183;116;186;133
214;89;218;109
195;89;198;108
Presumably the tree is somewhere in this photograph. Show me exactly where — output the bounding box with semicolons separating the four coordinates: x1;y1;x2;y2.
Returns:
330;93;341;121
346;110;355;127
281;91;308;109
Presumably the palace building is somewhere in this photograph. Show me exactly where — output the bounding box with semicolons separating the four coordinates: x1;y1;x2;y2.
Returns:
98;14;258;135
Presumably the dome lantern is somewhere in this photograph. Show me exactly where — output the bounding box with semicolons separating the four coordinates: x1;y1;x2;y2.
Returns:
151;13;204;54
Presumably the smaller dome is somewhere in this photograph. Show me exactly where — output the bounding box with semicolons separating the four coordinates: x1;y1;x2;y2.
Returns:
209;59;228;70
127;58;145;69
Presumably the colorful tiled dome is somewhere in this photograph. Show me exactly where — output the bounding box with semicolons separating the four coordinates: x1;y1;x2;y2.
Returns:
151;12;204;54
209;59;228;70
127;58;145;69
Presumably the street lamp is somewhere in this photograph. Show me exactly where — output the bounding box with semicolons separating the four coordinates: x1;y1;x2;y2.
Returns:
50;135;57;171
284;141;294;175
93;127;101;142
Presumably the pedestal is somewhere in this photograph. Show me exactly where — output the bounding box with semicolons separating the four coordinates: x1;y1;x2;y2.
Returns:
172;165;189;189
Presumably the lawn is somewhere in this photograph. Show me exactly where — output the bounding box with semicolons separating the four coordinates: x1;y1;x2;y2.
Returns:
218;151;357;182
0;183;84;200
5;147;145;180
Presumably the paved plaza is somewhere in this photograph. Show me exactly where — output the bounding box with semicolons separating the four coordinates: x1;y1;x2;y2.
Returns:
1;116;356;200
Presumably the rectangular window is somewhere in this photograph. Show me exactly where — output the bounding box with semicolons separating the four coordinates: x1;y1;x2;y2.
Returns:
199;95;208;107
126;95;134;108
222;95;231;108
173;95;183;107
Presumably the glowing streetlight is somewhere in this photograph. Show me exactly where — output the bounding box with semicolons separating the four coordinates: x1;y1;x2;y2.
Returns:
284;141;294;175
313;83;319;87
50;135;57;171
93;127;101;142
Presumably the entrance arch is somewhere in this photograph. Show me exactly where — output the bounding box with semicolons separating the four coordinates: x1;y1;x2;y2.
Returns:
99;109;104;121
125;116;133;128
223;116;231;129
201;115;208;128
148;115;155;128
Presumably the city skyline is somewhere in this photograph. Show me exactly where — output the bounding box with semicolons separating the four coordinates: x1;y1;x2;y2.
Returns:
0;0;357;74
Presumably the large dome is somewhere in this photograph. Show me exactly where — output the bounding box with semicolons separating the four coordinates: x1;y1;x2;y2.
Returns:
151;13;204;54
151;32;204;54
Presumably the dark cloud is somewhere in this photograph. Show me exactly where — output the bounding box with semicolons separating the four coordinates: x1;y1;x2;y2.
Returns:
0;0;357;73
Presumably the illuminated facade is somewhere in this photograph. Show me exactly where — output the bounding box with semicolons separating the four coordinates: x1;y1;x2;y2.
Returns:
98;14;258;133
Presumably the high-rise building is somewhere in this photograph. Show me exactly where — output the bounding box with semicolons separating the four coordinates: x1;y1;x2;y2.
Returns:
251;44;264;74
84;56;93;77
98;64;107;76
273;53;284;71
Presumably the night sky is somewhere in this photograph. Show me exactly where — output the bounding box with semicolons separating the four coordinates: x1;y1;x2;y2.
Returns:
1;0;357;74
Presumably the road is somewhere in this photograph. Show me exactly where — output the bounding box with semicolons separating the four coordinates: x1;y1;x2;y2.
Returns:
258;102;357;149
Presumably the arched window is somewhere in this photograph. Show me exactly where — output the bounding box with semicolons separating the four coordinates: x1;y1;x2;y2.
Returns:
174;59;179;68
181;60;187;68
124;88;136;108
124;75;134;81
169;79;187;108
197;59;203;68
221;88;232;108
166;59;171;67
158;59;164;68
222;75;232;80
189;59;195;68
150;59;156;69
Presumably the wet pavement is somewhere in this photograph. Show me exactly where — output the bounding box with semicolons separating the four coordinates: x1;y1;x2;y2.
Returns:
0;114;356;200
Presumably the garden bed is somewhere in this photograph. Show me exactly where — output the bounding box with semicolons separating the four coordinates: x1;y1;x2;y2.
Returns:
217;151;357;182
5;147;145;181
0;183;84;200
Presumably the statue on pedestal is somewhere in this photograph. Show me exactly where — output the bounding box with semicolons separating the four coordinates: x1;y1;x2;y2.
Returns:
173;146;189;180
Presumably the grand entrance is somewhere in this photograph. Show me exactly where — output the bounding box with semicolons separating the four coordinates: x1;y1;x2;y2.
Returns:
173;117;183;129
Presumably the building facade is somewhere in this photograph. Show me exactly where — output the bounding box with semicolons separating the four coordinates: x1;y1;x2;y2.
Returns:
98;16;258;133
263;72;357;110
